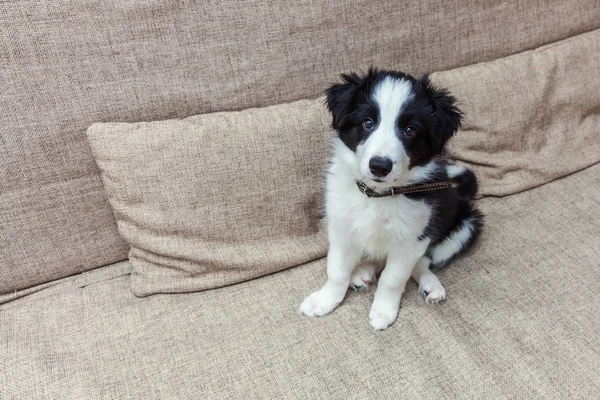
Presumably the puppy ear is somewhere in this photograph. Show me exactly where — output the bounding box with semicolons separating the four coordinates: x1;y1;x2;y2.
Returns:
420;74;463;150
325;72;363;130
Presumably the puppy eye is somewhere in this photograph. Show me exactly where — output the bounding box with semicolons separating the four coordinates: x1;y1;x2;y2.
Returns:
404;126;417;137
361;118;375;130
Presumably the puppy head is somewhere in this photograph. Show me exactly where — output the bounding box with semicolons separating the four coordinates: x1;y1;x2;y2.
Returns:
326;68;462;185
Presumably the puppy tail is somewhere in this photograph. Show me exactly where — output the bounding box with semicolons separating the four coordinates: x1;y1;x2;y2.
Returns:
429;202;483;268
447;164;478;199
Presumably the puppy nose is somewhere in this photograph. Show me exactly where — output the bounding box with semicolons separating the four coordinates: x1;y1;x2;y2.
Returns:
369;157;393;177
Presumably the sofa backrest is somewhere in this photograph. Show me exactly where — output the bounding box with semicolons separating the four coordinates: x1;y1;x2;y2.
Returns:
1;0;599;294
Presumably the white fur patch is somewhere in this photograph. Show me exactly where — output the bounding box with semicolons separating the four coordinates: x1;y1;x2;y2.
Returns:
356;77;413;184
447;164;466;179
411;257;446;304
431;218;475;265
406;160;438;184
372;77;413;134
326;144;432;259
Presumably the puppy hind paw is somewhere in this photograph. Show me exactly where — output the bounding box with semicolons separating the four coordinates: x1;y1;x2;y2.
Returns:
349;263;377;291
418;284;447;305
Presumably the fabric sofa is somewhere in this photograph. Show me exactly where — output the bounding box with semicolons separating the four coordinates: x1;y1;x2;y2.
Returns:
2;1;599;398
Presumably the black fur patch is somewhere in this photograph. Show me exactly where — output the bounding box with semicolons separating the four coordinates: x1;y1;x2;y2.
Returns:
451;168;478;199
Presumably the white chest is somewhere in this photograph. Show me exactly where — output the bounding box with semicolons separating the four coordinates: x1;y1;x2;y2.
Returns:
326;181;432;258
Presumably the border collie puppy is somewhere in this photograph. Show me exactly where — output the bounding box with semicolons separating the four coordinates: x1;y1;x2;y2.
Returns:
300;68;482;330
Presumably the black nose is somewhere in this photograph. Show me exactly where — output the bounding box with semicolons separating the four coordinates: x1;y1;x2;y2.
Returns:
369;157;393;177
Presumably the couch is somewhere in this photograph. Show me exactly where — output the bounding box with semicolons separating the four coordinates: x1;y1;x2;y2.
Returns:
2;1;599;398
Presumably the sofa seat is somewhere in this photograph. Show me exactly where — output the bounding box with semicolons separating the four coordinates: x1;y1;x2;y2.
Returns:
2;164;599;399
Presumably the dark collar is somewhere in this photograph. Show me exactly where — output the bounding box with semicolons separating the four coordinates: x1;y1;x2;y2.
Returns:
356;181;451;198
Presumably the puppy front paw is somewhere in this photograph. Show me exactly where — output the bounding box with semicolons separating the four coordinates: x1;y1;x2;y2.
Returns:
299;289;343;317
369;303;399;330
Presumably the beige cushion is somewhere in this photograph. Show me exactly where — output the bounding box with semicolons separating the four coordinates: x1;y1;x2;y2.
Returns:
2;163;600;398
89;30;600;296
87;100;330;296
432;30;600;196
2;1;599;294
0;262;131;306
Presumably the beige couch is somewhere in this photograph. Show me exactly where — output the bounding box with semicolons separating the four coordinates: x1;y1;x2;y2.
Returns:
2;1;599;398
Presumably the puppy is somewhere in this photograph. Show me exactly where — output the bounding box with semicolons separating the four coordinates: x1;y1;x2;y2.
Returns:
300;68;482;330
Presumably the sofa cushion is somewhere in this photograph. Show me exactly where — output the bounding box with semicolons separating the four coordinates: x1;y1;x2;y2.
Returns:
87;100;330;297
432;31;600;196
0;262;131;306
2;163;599;399
2;1;600;295
88;30;600;296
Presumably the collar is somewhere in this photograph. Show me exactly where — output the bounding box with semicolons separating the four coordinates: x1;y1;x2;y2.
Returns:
356;181;451;198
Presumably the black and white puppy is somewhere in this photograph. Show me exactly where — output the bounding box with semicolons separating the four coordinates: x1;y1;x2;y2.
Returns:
300;68;482;330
